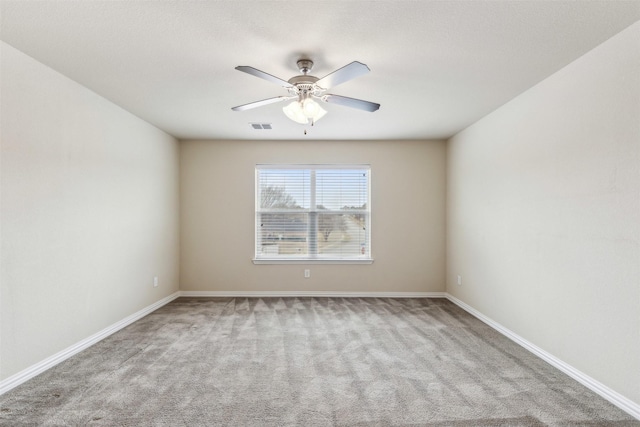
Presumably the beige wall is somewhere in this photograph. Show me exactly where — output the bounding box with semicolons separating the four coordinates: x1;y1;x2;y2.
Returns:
0;42;180;380
447;22;640;404
180;139;446;293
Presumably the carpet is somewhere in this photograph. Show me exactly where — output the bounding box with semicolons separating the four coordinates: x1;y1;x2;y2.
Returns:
1;297;637;426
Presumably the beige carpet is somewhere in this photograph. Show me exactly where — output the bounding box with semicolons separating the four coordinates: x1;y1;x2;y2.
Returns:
1;297;637;426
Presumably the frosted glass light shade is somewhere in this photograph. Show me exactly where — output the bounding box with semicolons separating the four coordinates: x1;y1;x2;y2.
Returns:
283;101;308;124
283;99;327;124
303;99;327;121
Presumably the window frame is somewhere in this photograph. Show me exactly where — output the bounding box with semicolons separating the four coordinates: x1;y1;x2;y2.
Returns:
253;164;372;264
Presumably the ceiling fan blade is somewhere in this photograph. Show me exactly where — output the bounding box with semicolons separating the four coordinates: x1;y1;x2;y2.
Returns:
231;96;293;111
235;66;293;88
321;94;380;112
315;61;371;89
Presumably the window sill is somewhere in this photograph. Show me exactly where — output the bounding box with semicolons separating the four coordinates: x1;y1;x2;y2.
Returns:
252;258;374;265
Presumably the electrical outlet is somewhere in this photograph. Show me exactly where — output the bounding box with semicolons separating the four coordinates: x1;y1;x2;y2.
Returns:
457;275;462;286
304;269;310;278
153;276;158;287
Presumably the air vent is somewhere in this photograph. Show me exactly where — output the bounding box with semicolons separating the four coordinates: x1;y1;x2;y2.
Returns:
250;123;272;130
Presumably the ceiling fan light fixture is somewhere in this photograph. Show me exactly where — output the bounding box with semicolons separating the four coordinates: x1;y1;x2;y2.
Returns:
311;104;327;122
302;98;321;117
283;99;327;124
282;100;308;124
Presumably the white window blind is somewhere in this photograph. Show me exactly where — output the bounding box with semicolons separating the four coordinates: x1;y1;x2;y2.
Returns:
255;165;371;262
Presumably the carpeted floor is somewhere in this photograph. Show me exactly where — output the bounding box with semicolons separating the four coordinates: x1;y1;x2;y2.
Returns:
0;297;637;426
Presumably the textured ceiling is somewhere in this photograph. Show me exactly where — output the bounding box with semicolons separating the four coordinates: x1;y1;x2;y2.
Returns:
1;1;639;141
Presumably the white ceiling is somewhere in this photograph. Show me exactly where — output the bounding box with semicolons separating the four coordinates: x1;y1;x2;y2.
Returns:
2;1;639;141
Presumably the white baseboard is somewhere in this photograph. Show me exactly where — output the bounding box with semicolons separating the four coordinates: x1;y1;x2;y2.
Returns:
445;293;640;421
0;291;181;396
180;290;447;298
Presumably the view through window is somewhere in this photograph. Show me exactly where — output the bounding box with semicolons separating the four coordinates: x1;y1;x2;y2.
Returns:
255;165;371;262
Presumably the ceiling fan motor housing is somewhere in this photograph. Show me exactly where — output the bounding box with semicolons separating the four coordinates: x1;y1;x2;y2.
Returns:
287;76;324;100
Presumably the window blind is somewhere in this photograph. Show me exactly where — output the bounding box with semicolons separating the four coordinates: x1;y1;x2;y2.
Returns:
255;165;371;261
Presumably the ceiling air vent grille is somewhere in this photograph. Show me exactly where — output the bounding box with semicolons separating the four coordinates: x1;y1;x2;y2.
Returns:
250;123;272;130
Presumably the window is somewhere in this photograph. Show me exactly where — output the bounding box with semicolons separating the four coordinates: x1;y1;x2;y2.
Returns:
255;165;371;263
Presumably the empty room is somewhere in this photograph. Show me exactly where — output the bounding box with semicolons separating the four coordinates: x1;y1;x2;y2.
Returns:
1;1;639;425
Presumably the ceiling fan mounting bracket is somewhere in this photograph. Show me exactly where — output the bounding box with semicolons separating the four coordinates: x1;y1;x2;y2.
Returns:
296;59;314;74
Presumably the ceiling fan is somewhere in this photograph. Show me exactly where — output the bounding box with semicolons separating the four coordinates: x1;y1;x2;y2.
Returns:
231;59;380;125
